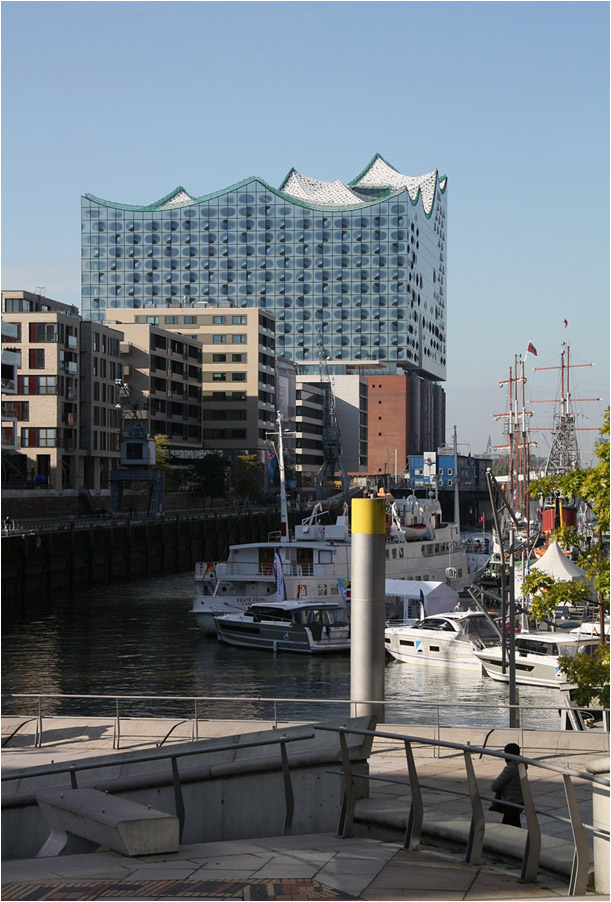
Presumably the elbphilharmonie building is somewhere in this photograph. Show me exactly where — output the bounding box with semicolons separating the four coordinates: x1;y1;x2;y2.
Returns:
81;155;447;381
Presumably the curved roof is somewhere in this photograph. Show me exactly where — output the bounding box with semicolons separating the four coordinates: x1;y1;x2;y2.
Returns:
350;153;446;217
84;155;447;216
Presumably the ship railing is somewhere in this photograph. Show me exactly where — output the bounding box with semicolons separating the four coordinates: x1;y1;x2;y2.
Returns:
2;693;608;752
315;723;610;896
211;561;338;579
1;728;314;842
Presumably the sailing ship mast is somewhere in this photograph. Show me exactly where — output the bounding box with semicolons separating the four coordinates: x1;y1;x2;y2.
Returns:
492;354;535;522
529;342;599;477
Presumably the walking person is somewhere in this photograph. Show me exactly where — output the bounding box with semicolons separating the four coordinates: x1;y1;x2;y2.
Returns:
491;742;524;828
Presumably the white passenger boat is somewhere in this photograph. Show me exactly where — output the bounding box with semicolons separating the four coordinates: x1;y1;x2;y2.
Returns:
473;632;601;689
384;610;501;672
192;415;489;635
214;600;350;654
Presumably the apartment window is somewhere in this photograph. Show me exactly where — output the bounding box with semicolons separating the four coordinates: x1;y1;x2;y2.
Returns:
21;428;57;448
212;372;227;381
232;354;245;362
231;372;246;382
38;376;57;395
93;407;100;426
213;334;226;344
146;316;159;325
184;316;197;324
93;332;100;351
232;334;246;343
232;315;246;324
165;316;178;324
212;315;226;324
29;349;45;369
2;401;28;421
213;354;226;362
29;323;57;343
93;382;100;401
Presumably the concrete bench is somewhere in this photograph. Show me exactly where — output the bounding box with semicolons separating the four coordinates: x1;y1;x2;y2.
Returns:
36;788;179;857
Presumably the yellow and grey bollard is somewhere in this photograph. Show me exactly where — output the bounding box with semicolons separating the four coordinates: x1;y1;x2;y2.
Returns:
350;497;386;723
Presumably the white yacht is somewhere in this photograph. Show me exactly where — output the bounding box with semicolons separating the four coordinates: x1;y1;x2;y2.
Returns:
384;610;501;672
473;632;601;689
192;416;489;635
214;600;350;654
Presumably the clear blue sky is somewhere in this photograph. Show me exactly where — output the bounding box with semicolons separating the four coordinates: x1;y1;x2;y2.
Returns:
2;1;609;460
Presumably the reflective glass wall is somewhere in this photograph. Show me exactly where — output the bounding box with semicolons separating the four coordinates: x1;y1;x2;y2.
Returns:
82;179;446;380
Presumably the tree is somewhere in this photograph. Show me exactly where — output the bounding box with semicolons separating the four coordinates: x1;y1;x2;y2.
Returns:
522;570;591;624
189;453;228;499
153;434;177;493
528;409;609;705
235;454;261;500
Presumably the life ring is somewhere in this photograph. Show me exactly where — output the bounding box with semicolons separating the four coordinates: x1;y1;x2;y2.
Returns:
474;541;482;553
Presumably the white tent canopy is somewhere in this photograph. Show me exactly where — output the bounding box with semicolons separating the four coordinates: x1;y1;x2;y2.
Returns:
385;579;459;620
531;542;588;582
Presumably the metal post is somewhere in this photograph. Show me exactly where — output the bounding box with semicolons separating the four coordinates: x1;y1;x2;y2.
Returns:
36;696;43;749
350;498;386;723
113;698;121;750
171;757;185;842
336;731;356;838
508;526;518;728
403;740;423;850
464;750;484;864
279;740;295;836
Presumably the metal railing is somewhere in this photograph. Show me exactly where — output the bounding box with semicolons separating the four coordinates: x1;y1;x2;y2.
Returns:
1;730;314;842
2;692;609;751
315;724;610;896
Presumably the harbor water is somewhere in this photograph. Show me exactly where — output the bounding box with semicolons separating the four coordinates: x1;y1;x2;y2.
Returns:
2;572;567;730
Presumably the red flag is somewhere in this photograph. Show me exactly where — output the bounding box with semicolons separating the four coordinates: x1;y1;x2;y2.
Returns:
564;318;568;328
527;342;537;356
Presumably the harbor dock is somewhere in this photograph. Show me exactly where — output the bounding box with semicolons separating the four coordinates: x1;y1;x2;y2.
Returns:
2;715;608;900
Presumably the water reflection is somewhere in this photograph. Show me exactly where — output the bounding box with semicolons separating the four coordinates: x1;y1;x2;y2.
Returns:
2;573;563;729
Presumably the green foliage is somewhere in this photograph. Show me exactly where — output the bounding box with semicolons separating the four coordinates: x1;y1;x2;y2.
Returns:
235;454;262;499
189;453;228;498
522;569;592;623
153;434;177;492
529;408;610;535
558;644;609;708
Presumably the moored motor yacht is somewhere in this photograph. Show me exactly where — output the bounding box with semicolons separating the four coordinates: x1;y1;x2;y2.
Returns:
192;415;490;635
473;631;601;689
214;600;350;654
384;610;501;672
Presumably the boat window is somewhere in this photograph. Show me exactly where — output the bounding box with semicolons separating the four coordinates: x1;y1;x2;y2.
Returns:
254;607;292;623
398;547;404;558
321;608;348;626
317;584;327;595
517;639;558;656
319;551;333;564
329;584;339;595
462;617;499;642
416;618;453;632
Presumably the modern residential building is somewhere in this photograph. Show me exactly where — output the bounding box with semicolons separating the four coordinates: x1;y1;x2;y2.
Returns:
111;322;203;455
1;290;81;489
81;155;447;455
103;303;275;467
79;321;124;490
1;320;20;453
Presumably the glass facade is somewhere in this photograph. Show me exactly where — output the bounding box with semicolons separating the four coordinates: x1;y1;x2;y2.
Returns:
81;156;447;380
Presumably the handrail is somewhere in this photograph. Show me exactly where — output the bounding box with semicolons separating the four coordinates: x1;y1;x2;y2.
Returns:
315;724;610;896
2;730;314;842
2;692;608;750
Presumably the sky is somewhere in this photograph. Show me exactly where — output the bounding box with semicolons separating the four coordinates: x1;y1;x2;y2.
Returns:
2;1;609;462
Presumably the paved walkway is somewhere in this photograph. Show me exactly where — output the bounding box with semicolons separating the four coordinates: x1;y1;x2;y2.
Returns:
2;717;608;900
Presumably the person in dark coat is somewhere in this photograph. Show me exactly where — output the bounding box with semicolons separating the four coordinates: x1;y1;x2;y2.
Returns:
491;742;524;828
